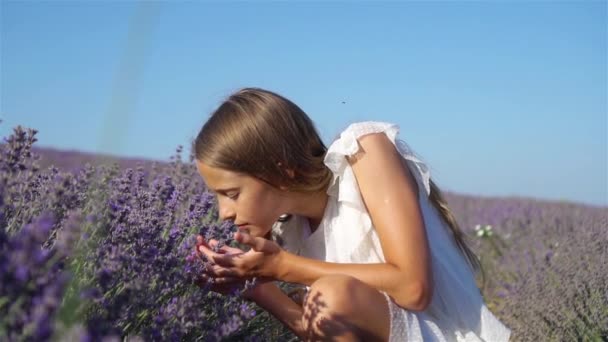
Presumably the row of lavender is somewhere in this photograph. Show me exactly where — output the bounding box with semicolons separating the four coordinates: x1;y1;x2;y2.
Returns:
0;126;282;341
1;125;606;341
445;192;607;341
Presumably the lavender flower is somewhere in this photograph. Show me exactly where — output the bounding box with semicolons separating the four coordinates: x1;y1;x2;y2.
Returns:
0;212;76;341
1;125;271;340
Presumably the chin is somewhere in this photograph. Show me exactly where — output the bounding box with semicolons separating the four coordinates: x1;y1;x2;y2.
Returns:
238;225;272;239
241;227;271;239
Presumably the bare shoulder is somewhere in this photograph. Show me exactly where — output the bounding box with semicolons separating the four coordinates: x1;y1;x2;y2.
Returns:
346;132;399;163
346;132;419;196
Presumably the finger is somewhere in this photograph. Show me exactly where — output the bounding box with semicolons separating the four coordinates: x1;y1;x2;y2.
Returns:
203;263;223;276
211;253;239;268
211;266;239;278
234;231;268;252
209;240;242;254
217;244;244;255
213;276;241;284
199;244;242;266
196;236;211;254
205;263;237;277
199;270;240;284
198;244;223;263
197;235;212;250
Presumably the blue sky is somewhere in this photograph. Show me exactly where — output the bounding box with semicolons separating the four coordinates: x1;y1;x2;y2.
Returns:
1;1;606;206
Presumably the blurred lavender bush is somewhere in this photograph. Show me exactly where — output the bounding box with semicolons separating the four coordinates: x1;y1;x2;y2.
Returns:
0;126;287;341
445;194;607;341
1;124;606;341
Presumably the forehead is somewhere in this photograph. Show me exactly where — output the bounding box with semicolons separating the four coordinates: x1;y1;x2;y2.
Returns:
195;161;245;189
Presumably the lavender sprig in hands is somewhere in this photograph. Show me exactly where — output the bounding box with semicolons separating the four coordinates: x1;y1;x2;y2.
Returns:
195;220;286;303
191;220;259;299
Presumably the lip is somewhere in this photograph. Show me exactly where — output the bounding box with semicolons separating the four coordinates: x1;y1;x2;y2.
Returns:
237;226;251;234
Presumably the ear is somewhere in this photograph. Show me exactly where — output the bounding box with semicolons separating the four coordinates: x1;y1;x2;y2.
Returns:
285;168;295;179
276;162;295;191
277;162;296;179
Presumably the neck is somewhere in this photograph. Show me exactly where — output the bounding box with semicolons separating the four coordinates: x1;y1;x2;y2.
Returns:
288;190;328;233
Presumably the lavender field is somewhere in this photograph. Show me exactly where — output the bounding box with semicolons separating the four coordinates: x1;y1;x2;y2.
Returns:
1;125;606;341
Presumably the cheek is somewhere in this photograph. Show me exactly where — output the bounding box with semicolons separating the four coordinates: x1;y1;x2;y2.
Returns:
247;193;283;226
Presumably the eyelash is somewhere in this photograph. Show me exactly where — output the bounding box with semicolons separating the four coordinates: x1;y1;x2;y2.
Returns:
226;193;239;200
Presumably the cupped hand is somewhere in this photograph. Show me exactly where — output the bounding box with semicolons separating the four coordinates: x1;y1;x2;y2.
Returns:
195;235;245;280
196;232;283;280
194;236;249;296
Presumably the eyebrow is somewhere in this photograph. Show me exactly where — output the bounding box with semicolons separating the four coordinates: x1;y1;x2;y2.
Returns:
210;187;239;194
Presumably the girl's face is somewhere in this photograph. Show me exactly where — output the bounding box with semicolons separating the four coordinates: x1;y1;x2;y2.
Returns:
196;160;288;238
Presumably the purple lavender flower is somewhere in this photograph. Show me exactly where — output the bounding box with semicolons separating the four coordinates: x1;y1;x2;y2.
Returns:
80;163;259;340
1;125;269;340
0;212;77;341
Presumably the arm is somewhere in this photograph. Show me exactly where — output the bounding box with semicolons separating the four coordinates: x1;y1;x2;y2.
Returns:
276;254;430;311
275;132;433;311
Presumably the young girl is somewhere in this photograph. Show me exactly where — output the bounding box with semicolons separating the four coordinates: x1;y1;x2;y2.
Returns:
194;87;511;341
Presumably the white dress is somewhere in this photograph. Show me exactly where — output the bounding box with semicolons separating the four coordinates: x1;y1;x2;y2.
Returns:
272;121;512;342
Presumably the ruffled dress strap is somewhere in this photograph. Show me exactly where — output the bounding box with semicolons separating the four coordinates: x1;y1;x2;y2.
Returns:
324;121;431;200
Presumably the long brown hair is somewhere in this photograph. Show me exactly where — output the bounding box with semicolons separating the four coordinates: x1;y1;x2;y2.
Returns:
193;87;481;275
429;180;482;275
193;87;332;193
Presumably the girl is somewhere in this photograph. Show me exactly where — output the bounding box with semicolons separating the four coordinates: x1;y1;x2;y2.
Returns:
194;87;511;341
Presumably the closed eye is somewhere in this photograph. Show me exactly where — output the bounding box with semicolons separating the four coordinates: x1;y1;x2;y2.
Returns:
226;192;239;200
213;187;240;200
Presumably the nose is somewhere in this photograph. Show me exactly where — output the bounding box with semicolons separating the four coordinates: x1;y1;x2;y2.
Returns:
218;198;235;221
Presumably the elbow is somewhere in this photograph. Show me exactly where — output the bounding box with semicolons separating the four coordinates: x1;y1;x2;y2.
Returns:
396;281;433;312
413;283;433;311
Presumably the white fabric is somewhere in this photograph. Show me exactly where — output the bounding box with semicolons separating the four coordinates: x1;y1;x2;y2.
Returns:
272;121;511;341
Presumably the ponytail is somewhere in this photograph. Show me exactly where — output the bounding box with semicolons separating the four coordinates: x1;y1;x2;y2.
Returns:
428;180;485;286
